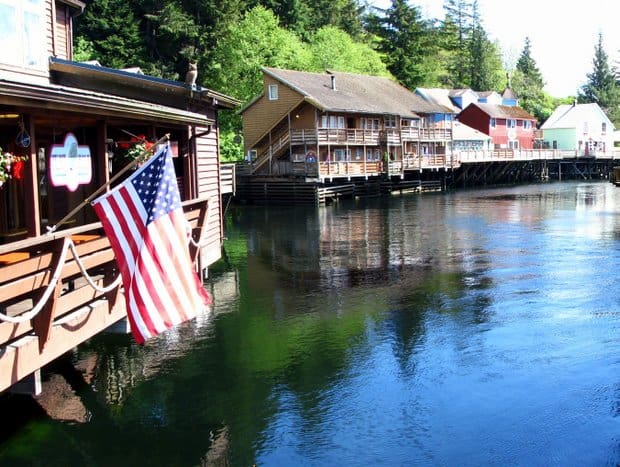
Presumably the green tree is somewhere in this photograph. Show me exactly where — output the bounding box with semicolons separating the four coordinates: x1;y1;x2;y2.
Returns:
74;0;149;71
441;0;473;88
306;0;365;39
512;37;547;123
207;6;311;104
467;1;503;91
578;32;620;125
307;26;389;75
139;1;201;78
206;6;311;156
371;0;437;89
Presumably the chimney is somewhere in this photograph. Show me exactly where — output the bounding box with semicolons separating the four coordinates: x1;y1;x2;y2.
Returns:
330;75;336;91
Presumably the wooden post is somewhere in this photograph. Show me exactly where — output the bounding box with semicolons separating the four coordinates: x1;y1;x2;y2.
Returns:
32;239;65;351
25;115;41;237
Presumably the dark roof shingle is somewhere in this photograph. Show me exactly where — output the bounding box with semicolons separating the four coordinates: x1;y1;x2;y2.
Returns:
262;67;454;117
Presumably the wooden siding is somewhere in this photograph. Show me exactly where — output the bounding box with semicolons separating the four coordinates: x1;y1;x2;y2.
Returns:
290;103;315;129
243;75;305;152
195;124;223;268
54;1;71;59
45;0;55;60
457;105;490;136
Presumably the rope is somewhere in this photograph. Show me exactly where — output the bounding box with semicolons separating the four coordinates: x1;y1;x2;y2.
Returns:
186;201;211;248
0;238;70;323
0;198;209;324
0;237;121;324
67;240;122;293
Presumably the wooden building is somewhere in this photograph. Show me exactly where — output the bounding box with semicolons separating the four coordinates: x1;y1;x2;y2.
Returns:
240;67;456;183
0;0;239;394
541;102;615;156
457;103;537;150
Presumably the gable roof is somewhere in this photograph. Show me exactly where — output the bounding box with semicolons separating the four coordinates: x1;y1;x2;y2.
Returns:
540;102;613;130
453;121;492;141
449;88;477;98
502;88;518;100
464;102;536;121
415;88;460;112
477;91;501;99
260;67;454;117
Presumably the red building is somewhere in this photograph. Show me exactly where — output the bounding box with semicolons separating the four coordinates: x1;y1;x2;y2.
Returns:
457;103;537;150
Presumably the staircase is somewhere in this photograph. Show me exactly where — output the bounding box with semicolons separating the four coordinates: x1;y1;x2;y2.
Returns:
251;129;290;174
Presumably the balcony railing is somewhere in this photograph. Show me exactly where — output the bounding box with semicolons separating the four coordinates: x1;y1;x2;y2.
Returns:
288;127;453;146
0;197;212;394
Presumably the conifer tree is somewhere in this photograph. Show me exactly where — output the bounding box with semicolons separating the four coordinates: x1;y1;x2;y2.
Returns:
441;0;473;88
578;32;620;125
515;37;544;88
372;0;437;89
467;1;503;91
74;0;148;71
511;37;547;123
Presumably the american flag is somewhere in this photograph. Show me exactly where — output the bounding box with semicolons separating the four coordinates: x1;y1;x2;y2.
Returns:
92;145;212;344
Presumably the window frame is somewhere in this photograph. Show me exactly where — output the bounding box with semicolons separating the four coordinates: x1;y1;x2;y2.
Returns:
0;0;47;69
384;115;397;128
268;84;279;101
333;148;350;161
321;115;345;129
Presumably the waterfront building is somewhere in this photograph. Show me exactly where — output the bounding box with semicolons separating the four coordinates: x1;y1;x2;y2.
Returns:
0;0;239;394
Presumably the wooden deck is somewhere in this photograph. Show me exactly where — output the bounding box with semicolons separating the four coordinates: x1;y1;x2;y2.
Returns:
0;198;211;395
245;149;620;181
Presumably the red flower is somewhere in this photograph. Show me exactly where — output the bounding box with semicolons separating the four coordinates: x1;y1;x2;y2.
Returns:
12;160;24;180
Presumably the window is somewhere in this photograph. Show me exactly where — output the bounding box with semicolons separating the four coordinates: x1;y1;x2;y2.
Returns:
523;120;532;130
333;148;350;161
0;0;46;68
321;115;345;129
384;115;397;128
490;118;496;128
366;148;381;161
602;122;607;133
509;140;519;149
507;119;516;128
268;84;278;100
361;118;380;130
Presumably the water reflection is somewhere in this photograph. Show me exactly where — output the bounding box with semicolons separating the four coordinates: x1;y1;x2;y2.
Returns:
1;181;620;466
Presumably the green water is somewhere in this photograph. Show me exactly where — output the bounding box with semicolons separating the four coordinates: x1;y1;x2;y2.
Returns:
1;181;619;466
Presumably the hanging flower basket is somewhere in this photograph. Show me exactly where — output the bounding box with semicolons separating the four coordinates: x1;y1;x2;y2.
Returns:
126;141;155;164
121;135;155;167
0;147;28;188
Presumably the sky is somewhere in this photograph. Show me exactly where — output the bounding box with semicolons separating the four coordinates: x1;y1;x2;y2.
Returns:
370;0;620;97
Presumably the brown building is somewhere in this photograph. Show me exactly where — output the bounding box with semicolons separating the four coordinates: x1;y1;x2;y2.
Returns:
0;0;239;394
241;67;456;183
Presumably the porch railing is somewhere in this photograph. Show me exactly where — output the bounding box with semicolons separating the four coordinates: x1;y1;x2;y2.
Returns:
0;197;211;394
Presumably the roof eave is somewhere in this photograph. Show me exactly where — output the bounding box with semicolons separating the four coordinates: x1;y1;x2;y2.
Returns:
58;0;86;13
49;57;240;109
0;80;214;126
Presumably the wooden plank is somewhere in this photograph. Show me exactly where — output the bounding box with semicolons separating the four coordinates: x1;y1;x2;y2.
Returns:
0;300;126;393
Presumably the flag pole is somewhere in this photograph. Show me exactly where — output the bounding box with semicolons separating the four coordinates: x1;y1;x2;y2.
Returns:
46;133;170;234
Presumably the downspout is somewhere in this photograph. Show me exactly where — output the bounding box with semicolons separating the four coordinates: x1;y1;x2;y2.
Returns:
68;2;86;61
